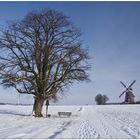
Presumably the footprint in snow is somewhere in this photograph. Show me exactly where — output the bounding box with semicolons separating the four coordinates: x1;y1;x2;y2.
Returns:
77;120;100;139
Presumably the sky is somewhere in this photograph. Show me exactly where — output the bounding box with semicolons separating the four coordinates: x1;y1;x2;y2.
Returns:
0;1;140;105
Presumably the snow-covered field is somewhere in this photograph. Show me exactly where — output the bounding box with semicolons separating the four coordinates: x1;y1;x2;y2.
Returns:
0;104;140;138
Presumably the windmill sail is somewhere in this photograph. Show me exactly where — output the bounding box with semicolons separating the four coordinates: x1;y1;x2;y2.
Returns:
120;81;127;88
128;80;136;88
119;90;126;98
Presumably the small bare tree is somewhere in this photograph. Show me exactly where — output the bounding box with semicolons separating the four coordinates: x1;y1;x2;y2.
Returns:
95;94;109;105
95;94;103;105
102;95;109;104
0;9;90;117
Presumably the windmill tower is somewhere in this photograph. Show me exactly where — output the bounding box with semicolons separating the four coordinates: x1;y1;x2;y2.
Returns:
119;80;136;103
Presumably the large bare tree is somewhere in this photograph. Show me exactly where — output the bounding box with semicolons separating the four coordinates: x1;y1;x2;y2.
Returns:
0;9;90;117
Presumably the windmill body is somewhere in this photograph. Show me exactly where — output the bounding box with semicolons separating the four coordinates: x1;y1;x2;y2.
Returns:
125;88;135;103
119;80;136;103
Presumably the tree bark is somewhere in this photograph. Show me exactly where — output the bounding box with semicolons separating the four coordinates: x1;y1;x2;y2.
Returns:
33;97;44;117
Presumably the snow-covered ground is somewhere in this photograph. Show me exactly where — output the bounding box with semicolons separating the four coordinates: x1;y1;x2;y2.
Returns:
0;104;140;138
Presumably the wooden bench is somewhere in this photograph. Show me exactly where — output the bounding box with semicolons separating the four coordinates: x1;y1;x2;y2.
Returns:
58;112;72;117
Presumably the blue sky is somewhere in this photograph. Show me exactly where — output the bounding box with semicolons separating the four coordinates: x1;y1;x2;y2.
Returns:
0;2;140;105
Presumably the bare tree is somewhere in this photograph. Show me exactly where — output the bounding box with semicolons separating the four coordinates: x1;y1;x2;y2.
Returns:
0;9;90;117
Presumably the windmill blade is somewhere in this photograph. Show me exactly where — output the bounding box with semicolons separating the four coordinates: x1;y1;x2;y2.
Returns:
128;80;136;88
120;81;127;88
119;90;126;98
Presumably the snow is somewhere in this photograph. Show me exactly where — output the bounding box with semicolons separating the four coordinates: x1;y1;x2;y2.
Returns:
0;104;140;138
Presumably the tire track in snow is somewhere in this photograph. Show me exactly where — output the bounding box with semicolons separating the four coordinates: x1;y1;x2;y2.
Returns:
97;109;139;138
96;110;130;138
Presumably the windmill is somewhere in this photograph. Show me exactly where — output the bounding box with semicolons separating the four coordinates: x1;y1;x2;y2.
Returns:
119;80;136;103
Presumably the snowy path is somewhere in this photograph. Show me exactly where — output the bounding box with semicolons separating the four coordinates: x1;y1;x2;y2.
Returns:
0;105;140;138
73;105;140;139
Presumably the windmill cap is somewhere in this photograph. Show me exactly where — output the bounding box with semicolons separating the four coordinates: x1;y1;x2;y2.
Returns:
128;87;133;90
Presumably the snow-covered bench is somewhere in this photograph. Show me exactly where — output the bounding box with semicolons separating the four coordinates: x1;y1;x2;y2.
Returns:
58;112;72;117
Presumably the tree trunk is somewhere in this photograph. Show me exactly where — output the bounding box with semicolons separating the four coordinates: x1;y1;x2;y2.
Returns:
33;97;44;117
